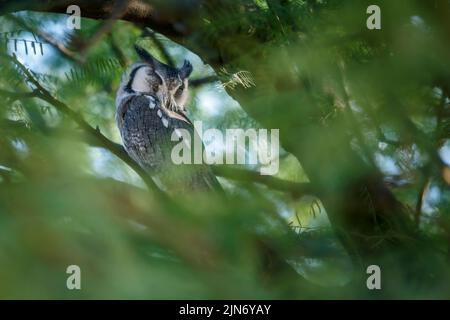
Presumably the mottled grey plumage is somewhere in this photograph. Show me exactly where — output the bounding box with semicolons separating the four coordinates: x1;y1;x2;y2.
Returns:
116;46;222;194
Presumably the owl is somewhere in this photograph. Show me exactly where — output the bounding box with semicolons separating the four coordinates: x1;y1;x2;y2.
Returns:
115;45;222;194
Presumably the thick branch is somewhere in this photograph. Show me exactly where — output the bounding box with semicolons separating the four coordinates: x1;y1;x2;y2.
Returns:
0;0;199;37
190;76;219;88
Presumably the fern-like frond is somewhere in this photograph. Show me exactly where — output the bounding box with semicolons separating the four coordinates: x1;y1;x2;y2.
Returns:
0;31;44;55
219;68;255;90
64;58;121;85
0;60;23;87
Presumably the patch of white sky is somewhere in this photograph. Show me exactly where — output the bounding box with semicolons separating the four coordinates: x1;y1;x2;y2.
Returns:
375;153;401;176
7;12;71;76
87;147;145;187
440;141;450;166
422;185;441;215
375;141;450;215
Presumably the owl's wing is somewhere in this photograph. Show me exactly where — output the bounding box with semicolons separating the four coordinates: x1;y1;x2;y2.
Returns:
117;94;222;194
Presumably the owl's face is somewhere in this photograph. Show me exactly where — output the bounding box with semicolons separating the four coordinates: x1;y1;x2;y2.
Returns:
124;45;193;111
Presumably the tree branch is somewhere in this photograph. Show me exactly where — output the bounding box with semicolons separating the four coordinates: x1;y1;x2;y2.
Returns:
415;177;430;226
0;0;199;37
76;0;129;56
212;165;316;198
190;75;219;88
0;52;162;195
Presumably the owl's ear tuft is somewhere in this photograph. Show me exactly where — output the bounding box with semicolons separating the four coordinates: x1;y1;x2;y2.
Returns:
134;45;157;67
179;59;193;79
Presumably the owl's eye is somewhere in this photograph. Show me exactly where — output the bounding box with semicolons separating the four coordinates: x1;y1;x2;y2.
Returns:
176;85;184;95
152;83;159;92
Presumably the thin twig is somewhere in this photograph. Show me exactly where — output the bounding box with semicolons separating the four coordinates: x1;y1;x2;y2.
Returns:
415;177;430;226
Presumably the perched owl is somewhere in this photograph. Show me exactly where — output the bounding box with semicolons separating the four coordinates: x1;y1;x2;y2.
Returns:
116;45;222;194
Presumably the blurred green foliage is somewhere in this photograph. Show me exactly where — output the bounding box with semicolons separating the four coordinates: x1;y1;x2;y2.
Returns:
0;0;449;299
